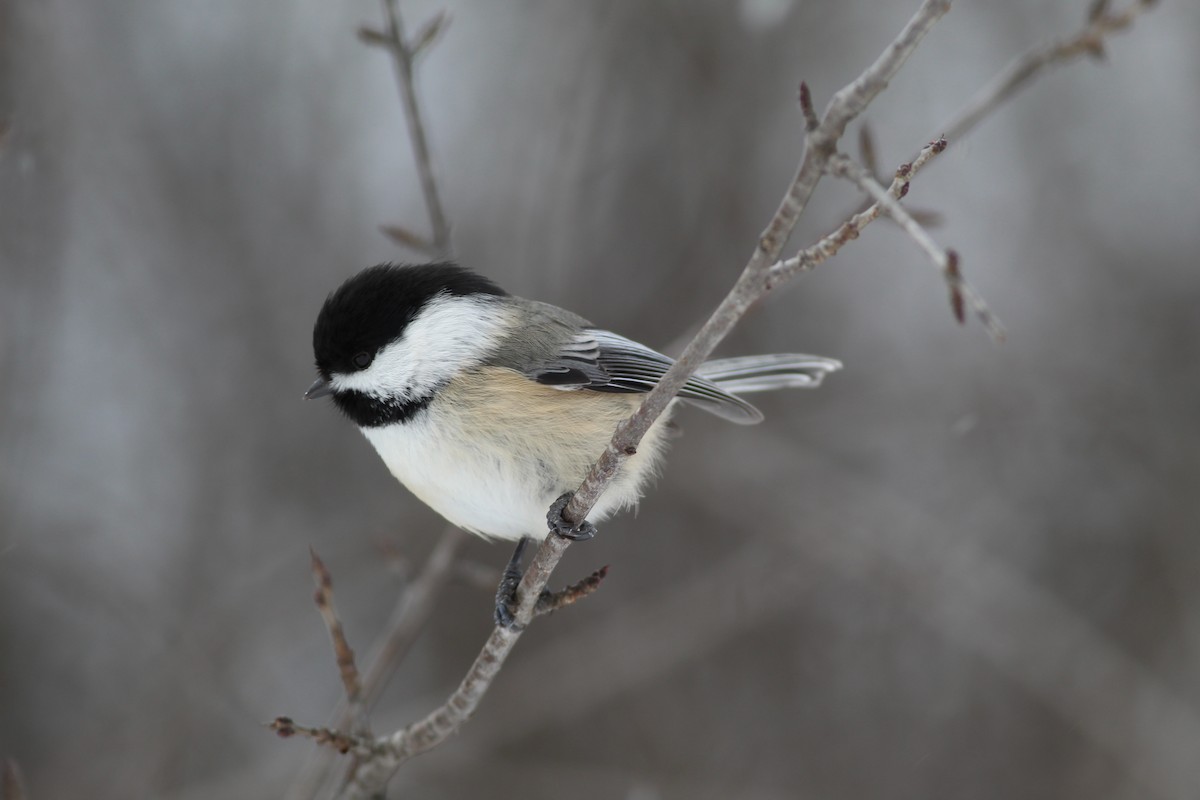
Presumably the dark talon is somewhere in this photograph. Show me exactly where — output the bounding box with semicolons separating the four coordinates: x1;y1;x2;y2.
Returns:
494;537;530;631
547;492;597;541
494;601;521;632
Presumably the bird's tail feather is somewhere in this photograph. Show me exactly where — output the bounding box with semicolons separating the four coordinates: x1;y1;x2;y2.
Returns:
697;354;842;395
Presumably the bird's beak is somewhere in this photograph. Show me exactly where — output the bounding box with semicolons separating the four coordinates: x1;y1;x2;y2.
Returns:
304;377;333;400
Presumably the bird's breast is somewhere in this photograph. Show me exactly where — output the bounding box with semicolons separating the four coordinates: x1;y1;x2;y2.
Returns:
360;367;675;540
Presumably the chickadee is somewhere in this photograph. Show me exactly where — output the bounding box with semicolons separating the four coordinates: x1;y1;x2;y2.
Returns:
306;263;841;544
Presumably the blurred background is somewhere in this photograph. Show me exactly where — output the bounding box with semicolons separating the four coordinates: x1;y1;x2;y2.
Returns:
3;0;1199;798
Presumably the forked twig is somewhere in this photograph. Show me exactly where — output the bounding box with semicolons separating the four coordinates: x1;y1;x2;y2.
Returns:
361;0;453;256
769;136;948;282
938;0;1158;145
826;151;1004;339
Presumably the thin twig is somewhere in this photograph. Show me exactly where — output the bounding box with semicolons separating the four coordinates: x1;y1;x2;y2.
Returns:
769;136;947;282
453;558;505;592
534;565;610;617
555;0;954;531
353;527;466;718
339;529;466;795
817;0;1156;327
309;549;365;725
366;0;453;256
292;8;462;798
798;81;819;131
1;758;27;800
845;124;943;226
291;528;467;799
292;563;611;797
937;0;1157;146
826;152;1004;340
270;718;376;758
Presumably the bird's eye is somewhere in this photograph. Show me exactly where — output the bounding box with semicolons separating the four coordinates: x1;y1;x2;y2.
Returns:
352;352;373;369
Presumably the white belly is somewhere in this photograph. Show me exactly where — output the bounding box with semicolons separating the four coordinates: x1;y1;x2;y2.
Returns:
362;413;554;539
360;371;675;541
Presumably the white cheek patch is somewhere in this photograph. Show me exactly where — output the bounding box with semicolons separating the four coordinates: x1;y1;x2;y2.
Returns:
330;293;509;400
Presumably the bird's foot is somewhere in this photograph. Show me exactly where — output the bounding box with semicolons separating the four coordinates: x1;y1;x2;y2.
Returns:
494;537;530;631
547;492;597;541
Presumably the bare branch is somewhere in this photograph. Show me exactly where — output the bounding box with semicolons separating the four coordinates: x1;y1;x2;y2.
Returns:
309;549;364;725
270;718;375;758
770;136;946;282
858;123;879;176
408;10;450;59
814;0;952;147
353;527;466;716
378;224;439;258
453;558;505;592
848;123;942;226
375;0;453;256
798;81;819;131
291;528;467;799
332;562;608;798
534;565;610;617
826;151;1004;339
938;0;1157;146
1;758;27;800
355;27;390;48
559;0;953;531
335;627;522;797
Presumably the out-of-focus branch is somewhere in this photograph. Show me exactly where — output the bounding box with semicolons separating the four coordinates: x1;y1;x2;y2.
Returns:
938;0;1157;146
336;562;612;797
309;549;365;731
769;136;947;281
360;1;453;257
271;718;374;758
288;7;465;799
1;758;27;800
829;0;1158;320
291;529;468;799
826;151;1004;339
455;442;1200;800
354;526;466;715
347;3;463;734
554;0;953;537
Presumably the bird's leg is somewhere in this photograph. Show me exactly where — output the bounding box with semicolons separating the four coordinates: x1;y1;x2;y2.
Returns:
494;536;531;631
547;492;597;541
494;495;597;630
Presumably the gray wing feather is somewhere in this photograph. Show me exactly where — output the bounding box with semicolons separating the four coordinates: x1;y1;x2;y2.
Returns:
490;299;838;425
543;328;765;424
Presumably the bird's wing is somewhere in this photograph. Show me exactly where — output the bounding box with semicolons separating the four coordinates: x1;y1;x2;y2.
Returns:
526;328;764;425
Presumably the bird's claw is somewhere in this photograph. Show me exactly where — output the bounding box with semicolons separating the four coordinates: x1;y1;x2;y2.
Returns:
494;537;529;631
547;492;596;541
494;574;523;630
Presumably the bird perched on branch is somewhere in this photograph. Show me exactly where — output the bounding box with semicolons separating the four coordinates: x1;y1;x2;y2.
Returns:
307;262;840;624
